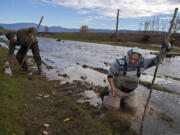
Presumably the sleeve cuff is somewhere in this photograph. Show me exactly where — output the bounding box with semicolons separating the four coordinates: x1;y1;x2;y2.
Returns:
107;75;113;78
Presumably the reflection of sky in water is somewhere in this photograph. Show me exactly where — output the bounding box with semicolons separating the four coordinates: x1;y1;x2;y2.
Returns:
134;85;180;135
38;37;180;77
144;57;180;78
38;37;180;92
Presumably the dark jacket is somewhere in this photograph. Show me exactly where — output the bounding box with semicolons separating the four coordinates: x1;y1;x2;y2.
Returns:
6;27;37;62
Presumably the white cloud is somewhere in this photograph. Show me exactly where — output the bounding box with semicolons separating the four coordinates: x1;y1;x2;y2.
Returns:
40;0;180;19
160;17;172;20
77;10;90;14
81;16;93;23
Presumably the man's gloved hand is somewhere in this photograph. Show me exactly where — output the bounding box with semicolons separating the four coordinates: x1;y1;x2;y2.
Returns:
4;61;12;76
4;61;9;68
161;41;172;53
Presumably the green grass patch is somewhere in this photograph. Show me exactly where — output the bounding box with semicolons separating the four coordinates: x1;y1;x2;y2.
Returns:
0;74;22;135
0;46;23;135
38;32;114;43
0;37;9;44
0;29;10;36
139;80;180;96
82;64;108;74
164;75;180;81
109;42;180;53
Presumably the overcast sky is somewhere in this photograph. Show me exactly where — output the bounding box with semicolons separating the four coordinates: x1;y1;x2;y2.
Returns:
0;0;179;30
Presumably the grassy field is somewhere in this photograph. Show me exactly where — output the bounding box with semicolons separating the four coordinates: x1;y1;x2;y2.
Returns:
38;32;114;43
0;44;138;135
0;37;9;44
0;28;11;36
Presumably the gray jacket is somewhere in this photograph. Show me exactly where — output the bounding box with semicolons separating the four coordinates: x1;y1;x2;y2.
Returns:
108;49;160;78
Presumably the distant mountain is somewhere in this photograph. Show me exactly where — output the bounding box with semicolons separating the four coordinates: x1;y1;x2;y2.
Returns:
0;23;138;33
0;23;38;30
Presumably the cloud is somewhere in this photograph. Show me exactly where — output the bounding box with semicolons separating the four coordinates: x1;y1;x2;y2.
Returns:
81;16;93;23
40;0;180;19
167;0;180;4
160;17;172;20
77;10;90;14
29;0;37;3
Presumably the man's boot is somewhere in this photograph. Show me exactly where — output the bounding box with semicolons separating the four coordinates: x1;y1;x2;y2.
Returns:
22;62;29;72
38;65;43;77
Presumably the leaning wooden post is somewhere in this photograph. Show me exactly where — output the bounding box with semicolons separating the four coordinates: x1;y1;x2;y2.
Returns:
115;9;119;42
139;8;178;135
20;16;44;67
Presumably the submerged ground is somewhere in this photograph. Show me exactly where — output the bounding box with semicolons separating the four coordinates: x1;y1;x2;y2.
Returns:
0;35;180;135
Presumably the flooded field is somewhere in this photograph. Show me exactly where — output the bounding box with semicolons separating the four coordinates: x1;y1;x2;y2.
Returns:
1;36;180;135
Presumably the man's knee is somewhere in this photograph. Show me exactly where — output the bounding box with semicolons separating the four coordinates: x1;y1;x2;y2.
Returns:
35;56;42;65
31;46;41;64
123;98;138;113
103;94;121;110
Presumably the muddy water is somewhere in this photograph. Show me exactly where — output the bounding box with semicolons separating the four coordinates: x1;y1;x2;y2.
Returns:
1;36;180;135
38;38;180;135
134;85;180;135
38;37;180;91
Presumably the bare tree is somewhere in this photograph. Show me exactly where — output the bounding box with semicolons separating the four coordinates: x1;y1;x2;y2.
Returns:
155;17;160;33
177;16;180;33
150;17;155;34
143;20;151;33
173;16;180;34
139;21;143;34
